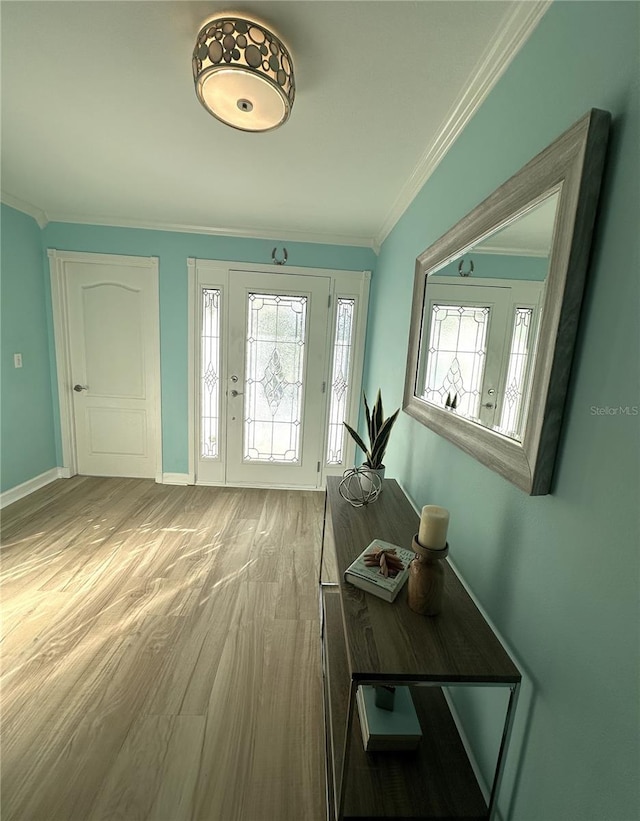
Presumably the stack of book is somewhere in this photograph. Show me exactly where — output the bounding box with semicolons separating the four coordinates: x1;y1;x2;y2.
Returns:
344;539;414;602
356;685;422;752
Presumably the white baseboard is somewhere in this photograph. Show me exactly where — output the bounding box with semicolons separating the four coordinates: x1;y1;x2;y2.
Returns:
0;467;67;509
161;473;192;485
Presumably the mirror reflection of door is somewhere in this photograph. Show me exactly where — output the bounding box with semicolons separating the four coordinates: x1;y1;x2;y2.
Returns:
419;279;544;439
192;262;369;489
416;191;557;441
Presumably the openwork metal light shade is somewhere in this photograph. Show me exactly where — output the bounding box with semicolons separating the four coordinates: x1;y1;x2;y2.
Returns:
192;16;295;132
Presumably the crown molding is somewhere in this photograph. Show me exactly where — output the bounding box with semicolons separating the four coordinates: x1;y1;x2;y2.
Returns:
1;190;49;228
373;0;552;250
474;244;549;258
46;212;377;251
2;1;550;256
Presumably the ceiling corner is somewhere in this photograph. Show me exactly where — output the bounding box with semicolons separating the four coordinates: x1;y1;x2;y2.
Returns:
1;190;49;229
373;0;553;251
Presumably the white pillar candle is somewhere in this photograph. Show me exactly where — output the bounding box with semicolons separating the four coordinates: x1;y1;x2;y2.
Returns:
418;505;450;549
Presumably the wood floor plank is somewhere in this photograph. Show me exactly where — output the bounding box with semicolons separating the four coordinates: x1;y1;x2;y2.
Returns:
146;715;206;821
243;619;325;821
142;579;242;717
0;477;326;821
192;617;325;821
192;620;272;821
0;590;69;659
1;636;129;819
248;490;288;583
3;616;183;820
275;491;325;621
87;714;176;821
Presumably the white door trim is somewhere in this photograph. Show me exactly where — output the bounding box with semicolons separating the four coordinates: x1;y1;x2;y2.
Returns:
321;273;371;483
187;259;371;488
48;249;163;481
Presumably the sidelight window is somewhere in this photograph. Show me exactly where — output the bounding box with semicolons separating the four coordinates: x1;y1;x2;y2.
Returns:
326;298;356;465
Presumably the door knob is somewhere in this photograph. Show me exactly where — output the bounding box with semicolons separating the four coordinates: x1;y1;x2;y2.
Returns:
230;389;243;397
482;402;495;409
73;384;88;392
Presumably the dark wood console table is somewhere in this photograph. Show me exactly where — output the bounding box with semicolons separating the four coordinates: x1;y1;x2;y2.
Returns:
320;477;521;821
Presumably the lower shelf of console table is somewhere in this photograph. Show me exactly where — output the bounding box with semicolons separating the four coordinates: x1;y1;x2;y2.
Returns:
323;586;491;820
320;477;521;821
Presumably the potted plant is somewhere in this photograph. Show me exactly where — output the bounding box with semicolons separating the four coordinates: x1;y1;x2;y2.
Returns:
343;390;400;482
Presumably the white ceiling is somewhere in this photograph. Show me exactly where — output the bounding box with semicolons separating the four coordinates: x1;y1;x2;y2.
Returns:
0;1;548;249
475;192;559;257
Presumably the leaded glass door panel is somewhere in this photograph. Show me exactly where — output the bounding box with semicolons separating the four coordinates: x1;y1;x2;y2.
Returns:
226;271;331;486
418;279;544;435
419;285;511;428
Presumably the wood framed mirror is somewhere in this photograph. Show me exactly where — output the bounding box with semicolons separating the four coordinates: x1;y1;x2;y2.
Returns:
403;109;610;495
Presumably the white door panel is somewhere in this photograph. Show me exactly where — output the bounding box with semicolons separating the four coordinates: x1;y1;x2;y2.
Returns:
225;271;330;487
81;282;145;397
66;260;159;478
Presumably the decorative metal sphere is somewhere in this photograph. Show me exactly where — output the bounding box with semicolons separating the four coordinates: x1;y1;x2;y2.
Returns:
338;467;382;508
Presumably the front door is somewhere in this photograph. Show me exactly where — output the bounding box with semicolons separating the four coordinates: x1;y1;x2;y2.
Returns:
197;269;331;487
225;271;331;486
51;252;161;479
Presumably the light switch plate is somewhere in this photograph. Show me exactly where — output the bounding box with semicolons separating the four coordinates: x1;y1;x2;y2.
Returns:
14;353;23;368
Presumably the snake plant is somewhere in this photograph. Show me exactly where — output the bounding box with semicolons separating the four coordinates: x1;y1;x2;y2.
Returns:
343;390;400;469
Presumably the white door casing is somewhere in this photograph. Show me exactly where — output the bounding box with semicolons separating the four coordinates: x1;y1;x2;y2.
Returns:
188;260;370;489
49;250;162;480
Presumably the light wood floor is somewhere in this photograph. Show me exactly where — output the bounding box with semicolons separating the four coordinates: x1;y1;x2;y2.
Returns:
0;477;327;821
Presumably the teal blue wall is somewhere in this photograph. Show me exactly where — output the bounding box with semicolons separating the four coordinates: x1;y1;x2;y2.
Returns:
365;2;639;819
0;204;57;491
41;222;375;474
2;3;638;815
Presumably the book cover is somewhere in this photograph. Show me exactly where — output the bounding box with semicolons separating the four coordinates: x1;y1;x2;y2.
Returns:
344;539;414;602
356;685;422;752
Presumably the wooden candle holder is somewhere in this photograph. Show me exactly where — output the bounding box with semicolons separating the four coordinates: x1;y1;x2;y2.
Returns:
407;534;449;616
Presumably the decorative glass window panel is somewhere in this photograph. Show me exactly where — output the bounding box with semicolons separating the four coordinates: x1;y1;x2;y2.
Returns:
422;304;490;420
244;293;307;462
497;307;534;440
201;288;221;458
326;299;356;465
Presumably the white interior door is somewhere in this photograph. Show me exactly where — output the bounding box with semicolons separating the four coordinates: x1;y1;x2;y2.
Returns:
225;270;330;487
62;256;161;478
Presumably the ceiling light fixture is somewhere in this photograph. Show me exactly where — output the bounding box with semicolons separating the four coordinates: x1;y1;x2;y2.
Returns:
192;15;295;132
